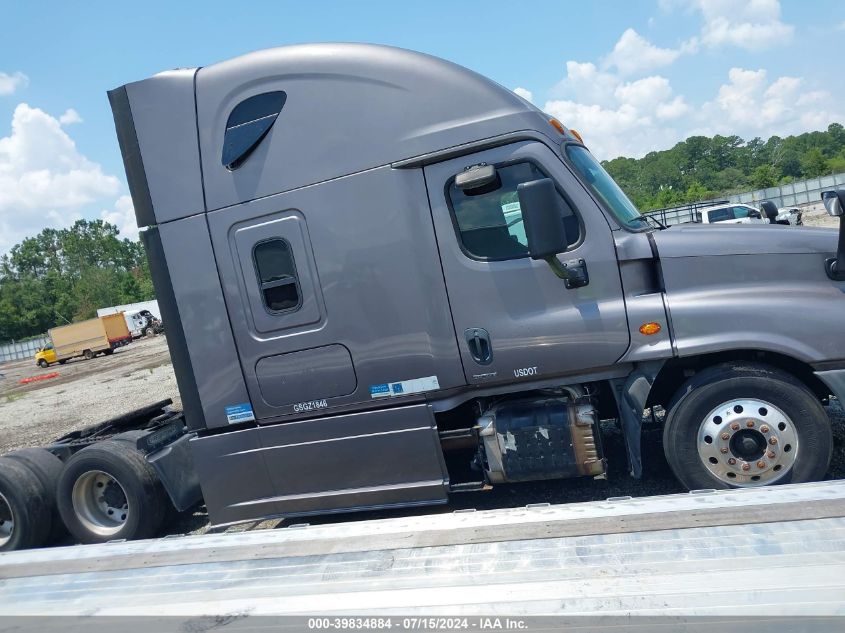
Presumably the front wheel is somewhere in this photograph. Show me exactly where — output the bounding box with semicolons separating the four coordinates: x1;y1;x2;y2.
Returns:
663;363;832;490
37;359;48;368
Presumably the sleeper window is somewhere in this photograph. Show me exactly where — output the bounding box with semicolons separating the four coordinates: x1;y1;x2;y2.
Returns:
447;162;580;260
253;239;301;313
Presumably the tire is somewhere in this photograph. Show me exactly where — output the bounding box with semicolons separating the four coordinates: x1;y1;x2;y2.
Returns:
0;457;52;551
37;359;48;368
104;349;114;356
663;363;832;490
57;441;167;544
83;349;94;360
6;448;67;543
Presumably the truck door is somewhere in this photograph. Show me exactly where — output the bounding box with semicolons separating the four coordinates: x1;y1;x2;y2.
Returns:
424;140;629;385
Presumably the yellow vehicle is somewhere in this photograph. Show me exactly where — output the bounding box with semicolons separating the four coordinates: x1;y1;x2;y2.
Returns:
34;314;132;368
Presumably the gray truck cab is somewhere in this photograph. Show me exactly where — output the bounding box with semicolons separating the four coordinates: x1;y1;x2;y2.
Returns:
106;44;845;529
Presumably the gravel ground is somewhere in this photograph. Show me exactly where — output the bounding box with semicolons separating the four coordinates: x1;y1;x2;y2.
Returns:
0;336;180;454
1;329;844;541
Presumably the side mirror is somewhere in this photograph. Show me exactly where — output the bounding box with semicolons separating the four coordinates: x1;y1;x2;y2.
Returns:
517;178;570;259
821;189;845;282
760;201;778;223
822;189;845;217
455;163;499;192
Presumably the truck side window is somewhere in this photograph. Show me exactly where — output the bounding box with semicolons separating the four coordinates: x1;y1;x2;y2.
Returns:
448;162;580;260
253;238;301;313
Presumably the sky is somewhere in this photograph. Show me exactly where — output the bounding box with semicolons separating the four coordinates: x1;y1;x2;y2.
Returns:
1;0;843;253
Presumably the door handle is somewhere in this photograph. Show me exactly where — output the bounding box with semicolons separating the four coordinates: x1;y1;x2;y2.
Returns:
464;328;493;365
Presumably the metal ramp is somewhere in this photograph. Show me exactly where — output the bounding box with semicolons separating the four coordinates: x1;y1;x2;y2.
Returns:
1;481;844;617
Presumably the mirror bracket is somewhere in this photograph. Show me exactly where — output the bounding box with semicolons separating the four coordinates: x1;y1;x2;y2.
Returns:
544;257;589;289
825;257;845;281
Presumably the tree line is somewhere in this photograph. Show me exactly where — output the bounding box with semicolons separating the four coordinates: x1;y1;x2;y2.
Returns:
603;123;845;211
0;220;154;342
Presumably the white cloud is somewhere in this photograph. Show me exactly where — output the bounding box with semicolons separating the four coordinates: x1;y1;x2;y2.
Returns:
101;195;138;241
700;67;841;138
693;0;793;50
543;63;691;159
0;103;122;253
604;29;685;75
513;87;533;103
542;60;840;160
551;61;619;106
58;108;82;125
0;71;28;96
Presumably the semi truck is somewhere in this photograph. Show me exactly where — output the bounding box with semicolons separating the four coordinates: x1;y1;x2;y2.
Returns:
97;300;163;338
33;314;132;368
1;43;845;552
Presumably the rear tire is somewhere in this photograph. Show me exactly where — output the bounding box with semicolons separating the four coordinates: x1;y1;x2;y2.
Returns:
83;349;94;360
57;441;167;544
0;457;52;551
663;363;831;490
58;359;67;365
104;349;114;356
6;448;67;543
37;359;48;368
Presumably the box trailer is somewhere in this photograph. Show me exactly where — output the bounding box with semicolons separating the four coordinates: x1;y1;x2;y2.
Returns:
33;314;132;368
1;43;845;555
97;300;162;338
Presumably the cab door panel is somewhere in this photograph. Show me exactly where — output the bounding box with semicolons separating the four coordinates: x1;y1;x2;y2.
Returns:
424;141;629;385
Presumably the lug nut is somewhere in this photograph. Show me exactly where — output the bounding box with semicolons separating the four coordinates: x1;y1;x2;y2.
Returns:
760;425;770;433
721;432;731;440
767;451;776;459
746;420;755;428
756;460;766;469
742;463;751;471
731;423;740;431
728;458;737;465
769;437;778;445
720;447;729;454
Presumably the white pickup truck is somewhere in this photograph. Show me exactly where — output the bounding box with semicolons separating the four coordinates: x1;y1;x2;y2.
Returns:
699;203;768;224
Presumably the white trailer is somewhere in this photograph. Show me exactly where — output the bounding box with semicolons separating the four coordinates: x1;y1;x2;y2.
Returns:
0;481;843;626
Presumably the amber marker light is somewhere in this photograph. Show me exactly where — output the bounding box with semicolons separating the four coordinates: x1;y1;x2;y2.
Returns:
549;118;566;135
639;322;662;336
569;129;584;143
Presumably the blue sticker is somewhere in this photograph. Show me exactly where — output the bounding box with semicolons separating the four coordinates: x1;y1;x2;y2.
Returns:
225;403;255;424
370;384;390;397
391;383;404;394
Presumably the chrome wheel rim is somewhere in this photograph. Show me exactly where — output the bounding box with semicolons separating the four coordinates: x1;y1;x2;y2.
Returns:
698;398;798;486
0;492;14;547
71;470;129;537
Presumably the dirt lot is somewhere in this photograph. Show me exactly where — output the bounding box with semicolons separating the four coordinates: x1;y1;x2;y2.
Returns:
1;330;844;540
0;336;180;455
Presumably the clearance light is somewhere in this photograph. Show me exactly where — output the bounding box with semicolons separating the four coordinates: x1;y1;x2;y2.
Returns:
639;322;662;336
549;118;566;135
569;129;584;143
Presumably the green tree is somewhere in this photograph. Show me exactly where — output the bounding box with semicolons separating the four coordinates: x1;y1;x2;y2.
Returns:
0;219;155;341
801;147;828;177
750;164;780;189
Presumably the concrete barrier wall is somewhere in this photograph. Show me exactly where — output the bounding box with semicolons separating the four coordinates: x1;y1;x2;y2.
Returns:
730;172;845;209
0;336;49;364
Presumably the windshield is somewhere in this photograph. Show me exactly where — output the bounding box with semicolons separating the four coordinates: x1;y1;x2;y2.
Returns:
565;145;647;229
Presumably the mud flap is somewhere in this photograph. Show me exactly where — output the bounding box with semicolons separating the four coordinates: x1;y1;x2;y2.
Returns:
610;361;664;479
